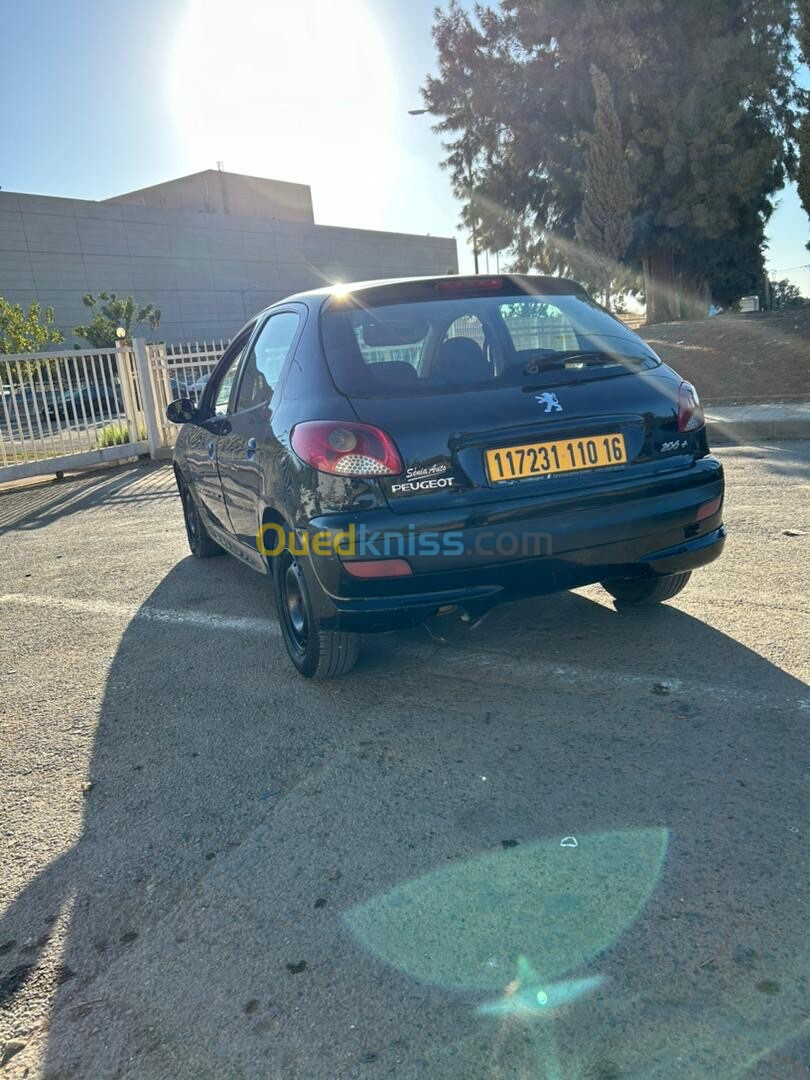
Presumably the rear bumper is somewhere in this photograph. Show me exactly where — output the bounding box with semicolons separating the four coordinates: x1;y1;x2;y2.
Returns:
300;456;725;632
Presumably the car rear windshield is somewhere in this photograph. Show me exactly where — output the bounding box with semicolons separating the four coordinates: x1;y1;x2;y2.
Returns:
320;284;659;398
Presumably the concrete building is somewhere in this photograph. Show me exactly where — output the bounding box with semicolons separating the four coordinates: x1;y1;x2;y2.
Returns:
0;170;457;345
105;170;315;223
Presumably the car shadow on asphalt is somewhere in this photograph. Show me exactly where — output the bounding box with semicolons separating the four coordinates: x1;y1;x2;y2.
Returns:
2;563;810;1078
0;463;174;538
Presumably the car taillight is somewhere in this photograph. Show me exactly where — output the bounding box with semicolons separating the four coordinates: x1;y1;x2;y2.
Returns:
678;381;704;432
290;420;403;477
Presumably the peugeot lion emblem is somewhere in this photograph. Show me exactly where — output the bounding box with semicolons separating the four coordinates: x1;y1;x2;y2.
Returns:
535;392;563;413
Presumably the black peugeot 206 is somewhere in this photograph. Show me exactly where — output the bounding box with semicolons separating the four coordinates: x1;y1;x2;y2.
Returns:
167;275;725;678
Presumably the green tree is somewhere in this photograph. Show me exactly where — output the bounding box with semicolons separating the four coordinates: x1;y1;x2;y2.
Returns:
797;0;810;246
424;1;803;321
770;277;806;306
0;298;64;354
422;3;512;270
73;292;161;347
573;66;635;310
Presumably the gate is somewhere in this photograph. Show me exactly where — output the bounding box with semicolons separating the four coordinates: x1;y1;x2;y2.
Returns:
147;339;228;452
0;336;236;482
0;344;149;483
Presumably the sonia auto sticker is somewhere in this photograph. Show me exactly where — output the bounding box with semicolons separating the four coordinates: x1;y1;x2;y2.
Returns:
389;460;459;496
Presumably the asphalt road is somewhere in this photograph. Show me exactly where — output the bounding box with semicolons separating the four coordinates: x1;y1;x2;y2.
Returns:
1;443;808;1079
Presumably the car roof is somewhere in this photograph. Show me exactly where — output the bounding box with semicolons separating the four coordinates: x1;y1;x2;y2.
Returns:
254;273;588;317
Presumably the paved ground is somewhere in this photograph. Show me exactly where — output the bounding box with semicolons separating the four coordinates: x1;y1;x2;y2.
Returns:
1;445;809;1079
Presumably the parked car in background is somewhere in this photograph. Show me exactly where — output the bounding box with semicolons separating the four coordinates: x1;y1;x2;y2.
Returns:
4;385;60;426
167;275;725;679
170;375;191;399
186;372;211;398
44;383;123;422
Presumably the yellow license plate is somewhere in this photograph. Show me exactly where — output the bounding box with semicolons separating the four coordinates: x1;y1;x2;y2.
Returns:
485;432;627;482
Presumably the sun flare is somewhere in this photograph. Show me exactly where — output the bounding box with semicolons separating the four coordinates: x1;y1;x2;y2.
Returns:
169;0;397;228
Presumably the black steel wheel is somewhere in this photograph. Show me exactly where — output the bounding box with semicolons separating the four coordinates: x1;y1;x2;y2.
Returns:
273;549;360;678
179;479;221;559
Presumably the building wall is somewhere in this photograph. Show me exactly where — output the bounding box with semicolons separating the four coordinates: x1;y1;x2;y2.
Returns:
104;170;315;224
0;190;457;345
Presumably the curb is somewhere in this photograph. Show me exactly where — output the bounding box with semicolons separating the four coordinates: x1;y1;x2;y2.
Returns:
706;418;810;443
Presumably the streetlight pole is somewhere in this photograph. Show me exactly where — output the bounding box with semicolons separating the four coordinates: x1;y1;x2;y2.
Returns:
408;108;479;274
464;150;480;275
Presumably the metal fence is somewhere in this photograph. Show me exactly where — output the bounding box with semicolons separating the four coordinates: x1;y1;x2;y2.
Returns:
0;345;148;482
147;339;228;450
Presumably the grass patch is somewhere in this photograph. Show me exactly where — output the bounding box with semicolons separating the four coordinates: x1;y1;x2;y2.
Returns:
95;422;146;448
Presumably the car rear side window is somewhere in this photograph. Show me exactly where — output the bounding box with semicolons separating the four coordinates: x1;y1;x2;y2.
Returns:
321;289;658;398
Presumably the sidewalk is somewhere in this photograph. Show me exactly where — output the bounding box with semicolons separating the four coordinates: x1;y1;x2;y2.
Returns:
704;401;810;442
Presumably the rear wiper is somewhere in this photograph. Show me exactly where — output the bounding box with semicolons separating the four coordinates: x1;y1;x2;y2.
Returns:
523;351;644;375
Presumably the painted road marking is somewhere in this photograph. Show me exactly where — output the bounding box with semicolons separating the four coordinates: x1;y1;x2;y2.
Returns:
0;592;280;635
1;592;807;711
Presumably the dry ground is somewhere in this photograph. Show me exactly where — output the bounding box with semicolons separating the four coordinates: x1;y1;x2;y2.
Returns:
639;308;810;405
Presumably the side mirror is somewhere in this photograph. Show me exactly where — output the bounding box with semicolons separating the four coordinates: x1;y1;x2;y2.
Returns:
166;398;199;425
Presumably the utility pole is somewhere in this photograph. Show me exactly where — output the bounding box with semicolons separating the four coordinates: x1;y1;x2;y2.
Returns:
465;149;480;274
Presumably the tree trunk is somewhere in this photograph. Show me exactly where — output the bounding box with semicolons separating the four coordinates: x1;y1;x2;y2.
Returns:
642;246;678;324
678;272;709;320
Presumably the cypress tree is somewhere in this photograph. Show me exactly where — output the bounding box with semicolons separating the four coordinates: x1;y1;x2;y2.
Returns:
574;66;634;310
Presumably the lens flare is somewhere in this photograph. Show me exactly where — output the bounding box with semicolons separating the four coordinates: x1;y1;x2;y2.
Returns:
344;829;669;992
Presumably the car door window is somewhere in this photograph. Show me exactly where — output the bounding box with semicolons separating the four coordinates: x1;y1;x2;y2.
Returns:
213;353;243;416
235;312;300;412
208;329;254;417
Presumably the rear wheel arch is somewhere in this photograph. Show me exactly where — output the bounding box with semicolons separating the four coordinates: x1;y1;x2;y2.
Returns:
258;505;293;575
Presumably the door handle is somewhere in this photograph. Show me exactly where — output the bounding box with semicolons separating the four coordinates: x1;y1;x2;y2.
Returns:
246;437;257;459
207;440;215;459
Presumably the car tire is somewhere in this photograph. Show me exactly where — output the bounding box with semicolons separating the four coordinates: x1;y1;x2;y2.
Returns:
273;548;360;678
602;571;692;606
179;479;222;559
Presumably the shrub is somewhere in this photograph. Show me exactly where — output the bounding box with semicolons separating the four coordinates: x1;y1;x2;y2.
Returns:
96;422;146;448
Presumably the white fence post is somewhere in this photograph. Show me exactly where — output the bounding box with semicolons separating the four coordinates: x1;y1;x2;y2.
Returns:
115;342;140;437
131;337;162;459
149;342;173;451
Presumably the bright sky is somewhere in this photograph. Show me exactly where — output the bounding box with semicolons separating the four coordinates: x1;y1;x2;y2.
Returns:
1;0;808;295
